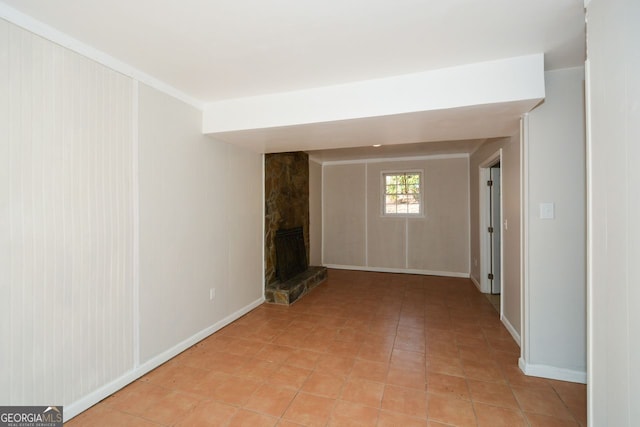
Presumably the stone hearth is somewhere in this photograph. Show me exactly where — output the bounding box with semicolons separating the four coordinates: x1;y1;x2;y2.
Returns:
265;266;327;305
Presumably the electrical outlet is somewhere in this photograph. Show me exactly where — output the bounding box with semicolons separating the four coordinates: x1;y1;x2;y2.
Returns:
209;288;215;301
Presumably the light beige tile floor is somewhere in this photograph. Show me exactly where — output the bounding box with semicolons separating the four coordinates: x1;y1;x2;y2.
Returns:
66;269;586;426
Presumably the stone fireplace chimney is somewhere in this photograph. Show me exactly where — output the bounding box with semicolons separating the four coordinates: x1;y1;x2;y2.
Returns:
264;152;326;304
264;152;310;286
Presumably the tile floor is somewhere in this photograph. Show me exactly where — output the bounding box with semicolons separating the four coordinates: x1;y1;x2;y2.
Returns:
66;269;586;426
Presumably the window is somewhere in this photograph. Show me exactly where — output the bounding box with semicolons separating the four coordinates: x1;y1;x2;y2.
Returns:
382;171;423;216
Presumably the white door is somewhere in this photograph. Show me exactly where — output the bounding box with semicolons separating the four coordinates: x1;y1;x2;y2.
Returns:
490;166;501;294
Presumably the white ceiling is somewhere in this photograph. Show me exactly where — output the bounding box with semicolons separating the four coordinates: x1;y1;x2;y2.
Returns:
2;0;585;158
3;0;585;103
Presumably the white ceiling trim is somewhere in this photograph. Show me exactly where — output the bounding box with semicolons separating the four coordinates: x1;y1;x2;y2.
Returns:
0;2;204;110
317;153;469;166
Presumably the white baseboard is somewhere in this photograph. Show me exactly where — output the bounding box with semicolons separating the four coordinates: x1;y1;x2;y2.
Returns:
500;314;521;347
323;264;470;279
518;357;587;384
64;297;265;422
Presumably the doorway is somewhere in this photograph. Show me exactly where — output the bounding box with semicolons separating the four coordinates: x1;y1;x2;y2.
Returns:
479;151;503;314
489;163;501;295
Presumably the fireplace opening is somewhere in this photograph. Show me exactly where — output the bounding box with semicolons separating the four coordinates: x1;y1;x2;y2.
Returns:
274;226;308;282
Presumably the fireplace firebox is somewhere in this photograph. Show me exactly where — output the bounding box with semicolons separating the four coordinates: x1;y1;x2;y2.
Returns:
274;226;308;282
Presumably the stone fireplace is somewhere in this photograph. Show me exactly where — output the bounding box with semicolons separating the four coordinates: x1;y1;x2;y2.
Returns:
264;152;327;304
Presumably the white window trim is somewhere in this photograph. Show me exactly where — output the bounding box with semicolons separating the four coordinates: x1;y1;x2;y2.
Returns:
380;169;425;218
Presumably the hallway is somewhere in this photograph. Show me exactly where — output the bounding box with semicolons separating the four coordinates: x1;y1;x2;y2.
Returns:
67;270;586;426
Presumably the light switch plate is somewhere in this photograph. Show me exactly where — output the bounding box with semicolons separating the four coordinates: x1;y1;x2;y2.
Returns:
540;202;555;219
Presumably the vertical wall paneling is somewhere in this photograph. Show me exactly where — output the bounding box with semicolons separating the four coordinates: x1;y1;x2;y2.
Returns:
322;156;470;276
0;18;11;402
227;142;264;308
0;20;134;406
586;0;640;423
322;163;367;266
137;83;264;363
366;161;406;269
466;156;471;275
364;162;368;266
262;154;266;298
308;159;322;266
321;164;326;265
2;15;267;422
131;80;140;368
521;114;531;369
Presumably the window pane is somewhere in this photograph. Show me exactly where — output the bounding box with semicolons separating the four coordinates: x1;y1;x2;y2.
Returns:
383;172;422;215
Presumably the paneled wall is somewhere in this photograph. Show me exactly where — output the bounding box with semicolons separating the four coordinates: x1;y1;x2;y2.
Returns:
0;18;265;420
322;156;470;276
138;84;263;363
586;0;640;423
309;159;322;266
323;163;367;266
0;19;134;405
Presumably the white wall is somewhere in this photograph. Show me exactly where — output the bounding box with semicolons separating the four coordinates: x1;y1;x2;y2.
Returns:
203;54;545;133
521;68;586;382
0;18;135;407
0;19;265;421
138;84;263;362
323;163;367;266
308;159;322;266
586;0;640;424
323;156;469;276
201;55;545;155
501;134;522;341
469;134;521;341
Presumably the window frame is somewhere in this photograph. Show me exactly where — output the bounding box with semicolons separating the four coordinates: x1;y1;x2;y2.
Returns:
380;170;425;218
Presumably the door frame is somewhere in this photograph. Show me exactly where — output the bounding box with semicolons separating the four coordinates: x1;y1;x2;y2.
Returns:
479;150;503;299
